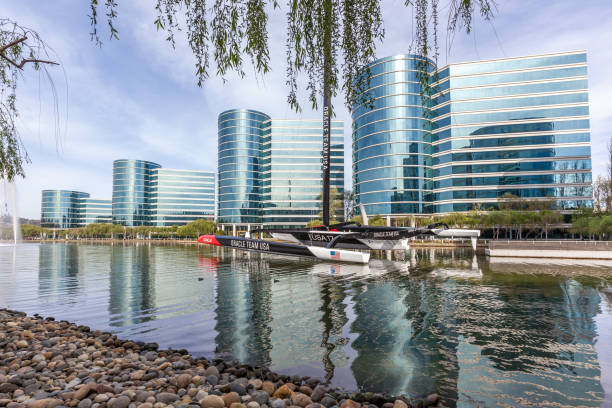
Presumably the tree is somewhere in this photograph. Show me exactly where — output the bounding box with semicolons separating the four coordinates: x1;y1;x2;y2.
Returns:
343;189;354;220
0;19;60;180
307;188;343;226
89;1;494;110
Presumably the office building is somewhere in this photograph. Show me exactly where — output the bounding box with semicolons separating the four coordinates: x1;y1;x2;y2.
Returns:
112;159;215;227
112;159;160;226
82;198;112;224
149;168;215;226
217;109;344;230
352;50;593;217
261;119;344;227
218;110;270;226
41;190;111;228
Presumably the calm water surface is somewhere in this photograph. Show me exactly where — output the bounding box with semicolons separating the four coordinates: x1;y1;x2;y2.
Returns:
1;242;611;407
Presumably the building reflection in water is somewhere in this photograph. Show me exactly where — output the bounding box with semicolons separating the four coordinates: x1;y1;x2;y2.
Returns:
214;251;272;364
38;243;81;302
204;248;607;406
29;243;601;407
109;243;156;327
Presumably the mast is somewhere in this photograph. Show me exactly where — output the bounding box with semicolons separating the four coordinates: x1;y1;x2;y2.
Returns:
322;0;332;226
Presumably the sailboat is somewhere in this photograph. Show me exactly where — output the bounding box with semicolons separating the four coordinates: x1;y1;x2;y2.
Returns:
198;204;479;264
199;93;479;263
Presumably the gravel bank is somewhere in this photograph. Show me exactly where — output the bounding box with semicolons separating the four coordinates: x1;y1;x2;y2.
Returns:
0;309;439;408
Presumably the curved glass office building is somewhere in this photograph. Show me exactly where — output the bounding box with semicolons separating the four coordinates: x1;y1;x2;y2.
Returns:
218;109;270;225
352;54;435;216
430;51;592;212
41;190;89;228
353;51;593;216
112;159;161;226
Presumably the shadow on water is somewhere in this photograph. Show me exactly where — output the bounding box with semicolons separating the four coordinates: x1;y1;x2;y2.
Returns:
0;242;610;407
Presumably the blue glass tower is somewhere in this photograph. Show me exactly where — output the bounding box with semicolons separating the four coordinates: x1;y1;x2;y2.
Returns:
352;55;435;217
431;51;592;212
217;109;270;226
352;51;593;217
41;190;90;228
112;159;161;226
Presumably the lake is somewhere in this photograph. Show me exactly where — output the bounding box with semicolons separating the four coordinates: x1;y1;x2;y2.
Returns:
1;242;611;407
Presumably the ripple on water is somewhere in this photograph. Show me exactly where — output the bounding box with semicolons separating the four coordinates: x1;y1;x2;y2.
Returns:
0;242;609;407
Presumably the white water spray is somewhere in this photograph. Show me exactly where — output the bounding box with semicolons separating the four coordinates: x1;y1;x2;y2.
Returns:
9;182;21;244
1;180;21;244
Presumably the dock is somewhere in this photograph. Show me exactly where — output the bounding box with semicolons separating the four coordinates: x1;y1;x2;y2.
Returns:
486;240;612;260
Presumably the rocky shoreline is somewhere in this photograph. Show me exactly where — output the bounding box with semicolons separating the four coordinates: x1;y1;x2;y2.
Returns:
0;309;439;408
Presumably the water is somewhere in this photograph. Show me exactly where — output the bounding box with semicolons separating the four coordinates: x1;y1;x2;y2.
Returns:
1;242;611;407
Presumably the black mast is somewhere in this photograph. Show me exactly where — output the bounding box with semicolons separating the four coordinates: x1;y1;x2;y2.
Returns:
322;0;332;226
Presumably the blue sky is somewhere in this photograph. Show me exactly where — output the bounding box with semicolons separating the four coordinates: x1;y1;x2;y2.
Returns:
3;0;612;219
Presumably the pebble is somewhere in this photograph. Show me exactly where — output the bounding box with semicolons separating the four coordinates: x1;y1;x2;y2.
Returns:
250;392;268;407
229;384;246;396
156;393;179;404
199;395;225;408
261;383;275;396
204;368;219;378
108;396;130;408
77;399;92;408
0;310;442;408
177;374;192;389
291;394;311;408
319;397;337;408
309;387;325;403
272;386;292;399
222;393;240;407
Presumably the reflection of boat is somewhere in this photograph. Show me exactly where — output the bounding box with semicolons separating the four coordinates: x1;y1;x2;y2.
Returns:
199;206;479;264
309;262;371;277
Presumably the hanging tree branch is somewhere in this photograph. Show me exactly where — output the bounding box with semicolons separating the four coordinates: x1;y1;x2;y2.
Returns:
0;19;61;180
0;36;59;69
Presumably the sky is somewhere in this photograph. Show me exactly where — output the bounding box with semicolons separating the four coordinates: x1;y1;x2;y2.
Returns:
2;0;612;219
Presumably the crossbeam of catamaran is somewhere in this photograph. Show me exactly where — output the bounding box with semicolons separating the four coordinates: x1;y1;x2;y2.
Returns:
198;206;480;264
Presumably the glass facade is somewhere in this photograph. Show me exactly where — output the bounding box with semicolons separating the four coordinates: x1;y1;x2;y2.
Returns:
261;119;344;228
353;51;593;216
149;169;215;226
352;55;435;216
431;50;592;212
218;110;345;227
113;159;215;227
218;109;270;225
41;190;89;228
41;191;111;228
82;198;112;224
112;159;161;226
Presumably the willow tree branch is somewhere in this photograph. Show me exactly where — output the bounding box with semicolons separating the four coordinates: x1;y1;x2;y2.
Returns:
0;36;59;69
0;36;27;53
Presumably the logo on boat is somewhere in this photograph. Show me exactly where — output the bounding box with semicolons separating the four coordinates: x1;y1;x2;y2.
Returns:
308;233;333;242
371;230;400;238
231;239;270;251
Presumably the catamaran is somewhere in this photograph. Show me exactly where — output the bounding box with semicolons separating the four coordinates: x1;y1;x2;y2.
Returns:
198;205;480;264
199;91;479;263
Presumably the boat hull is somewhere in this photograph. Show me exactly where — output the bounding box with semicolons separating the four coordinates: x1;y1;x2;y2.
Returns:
198;235;370;264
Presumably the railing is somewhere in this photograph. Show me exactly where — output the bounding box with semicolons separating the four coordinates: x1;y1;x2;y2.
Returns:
489;240;612;251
